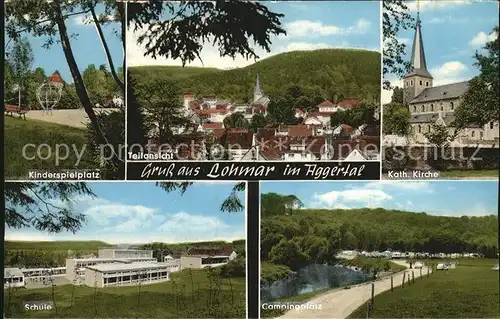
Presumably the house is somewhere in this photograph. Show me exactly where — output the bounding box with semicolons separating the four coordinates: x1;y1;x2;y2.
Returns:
180;247;237;269
4;268;25;289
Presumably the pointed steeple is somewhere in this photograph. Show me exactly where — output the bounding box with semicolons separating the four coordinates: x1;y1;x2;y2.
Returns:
405;8;433;79
253;73;264;102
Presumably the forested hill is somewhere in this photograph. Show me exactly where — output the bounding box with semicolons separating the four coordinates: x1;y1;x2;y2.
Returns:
129;49;380;103
261;208;498;264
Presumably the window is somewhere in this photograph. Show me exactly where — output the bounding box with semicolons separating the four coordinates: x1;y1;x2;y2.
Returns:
406;81;409;86
421;105;425;112
471;131;475;138
480;132;484;139
418;125;422;133
450;102;454;110
420;80;422;85
413;106;417;112
428;125;431;132
426;81;429;87
411;80;414;85
490;122;494;129
430;104;434;111
440;103;443;111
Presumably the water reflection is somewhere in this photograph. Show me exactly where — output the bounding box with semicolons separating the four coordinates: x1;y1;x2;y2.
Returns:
261;264;373;302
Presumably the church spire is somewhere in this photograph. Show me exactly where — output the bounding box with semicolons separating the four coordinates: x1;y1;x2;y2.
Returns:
405;3;433;79
253;73;264;102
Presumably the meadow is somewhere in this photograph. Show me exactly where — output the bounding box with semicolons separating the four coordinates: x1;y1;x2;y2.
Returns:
348;258;500;318
3;268;246;318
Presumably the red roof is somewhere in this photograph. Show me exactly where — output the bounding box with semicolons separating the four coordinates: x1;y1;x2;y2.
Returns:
48;71;64;84
225;130;254;148
317;99;335;107
203;122;224;130
341;124;354;134
288;125;313;137
184;94;193;98
337;99;361;109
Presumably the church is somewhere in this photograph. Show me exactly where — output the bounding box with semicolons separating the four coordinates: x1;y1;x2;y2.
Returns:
403;12;499;147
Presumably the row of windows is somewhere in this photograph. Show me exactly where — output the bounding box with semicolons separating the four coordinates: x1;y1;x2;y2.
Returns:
406;80;431;87
417;125;485;139
413;102;455;113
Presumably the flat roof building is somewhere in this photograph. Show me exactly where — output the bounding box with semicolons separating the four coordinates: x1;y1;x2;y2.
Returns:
84;262;170;288
4;268;25;289
98;248;153;259
66;257;157;282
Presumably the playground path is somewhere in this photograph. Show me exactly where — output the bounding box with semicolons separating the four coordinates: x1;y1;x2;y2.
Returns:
24;108;120;128
278;261;431;319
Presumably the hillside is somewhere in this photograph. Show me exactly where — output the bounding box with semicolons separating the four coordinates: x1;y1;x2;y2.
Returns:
5;240;112;251
261;206;498;270
129;49;381;103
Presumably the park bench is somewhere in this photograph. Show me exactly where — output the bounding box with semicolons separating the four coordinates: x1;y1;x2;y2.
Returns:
5;104;29;120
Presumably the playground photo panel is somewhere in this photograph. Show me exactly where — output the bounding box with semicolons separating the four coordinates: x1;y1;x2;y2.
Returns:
4;1;126;180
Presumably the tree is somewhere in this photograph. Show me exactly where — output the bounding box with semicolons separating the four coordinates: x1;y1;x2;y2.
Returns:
455;27;499;129
4;183;95;233
383;102;411;135
134;76;192;145
250;113;268;132
391;86;404;104
223;112;250;130
383;0;414;89
7;38;34;109
423;123;456;170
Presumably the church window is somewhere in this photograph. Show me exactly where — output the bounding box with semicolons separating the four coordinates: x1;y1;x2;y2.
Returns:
420;80;422;85
480;132;484;139
411;80;414;85
490;122;494;129
428;125;431;132
418;125;422;133
430;104;434;111
413;106;416;112
440;103;443;111
450;102;454;110
426;81;429;87
421;105;425;112
471;131;475;138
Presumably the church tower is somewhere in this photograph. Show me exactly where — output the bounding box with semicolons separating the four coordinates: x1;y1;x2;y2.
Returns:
253;73;264;103
403;9;433;105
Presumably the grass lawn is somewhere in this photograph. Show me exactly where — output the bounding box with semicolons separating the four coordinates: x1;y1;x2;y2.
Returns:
439;169;499;178
3;269;246;318
4;116;95;179
348;258;499;318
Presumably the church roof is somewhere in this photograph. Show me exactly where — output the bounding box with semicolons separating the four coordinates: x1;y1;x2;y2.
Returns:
404;14;433;79
409;81;469;104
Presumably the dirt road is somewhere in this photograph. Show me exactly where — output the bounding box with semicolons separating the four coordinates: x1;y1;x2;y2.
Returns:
278;261;431;319
25;108;120;128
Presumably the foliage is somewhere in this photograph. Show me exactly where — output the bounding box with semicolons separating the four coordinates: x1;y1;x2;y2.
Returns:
223;112;250;129
348;259;500;319
219;256;246;278
130;49;380;105
4;182;95;233
391;86;404;104
382;0;414;89
3;117;95;179
423;123;456;170
383;102;411;135
260;262;294;286
330;100;379;128
455;26;499;129
261;201;499;270
261;193;303;218
85;109;125;180
6;38;34;107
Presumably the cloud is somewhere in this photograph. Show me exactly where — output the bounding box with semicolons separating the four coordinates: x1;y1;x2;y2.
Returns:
363;180;433;192
429;61;469;86
310;189;392;209
469;30;498;48
406;0;471;12
428;16;469;24
285;19;371;38
127;17;377;68
73;14;116;26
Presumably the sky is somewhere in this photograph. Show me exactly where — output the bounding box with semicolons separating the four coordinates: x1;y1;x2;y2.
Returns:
382;0;499;104
127;1;381;68
4;4;123;84
5;182;245;244
261;181;499;217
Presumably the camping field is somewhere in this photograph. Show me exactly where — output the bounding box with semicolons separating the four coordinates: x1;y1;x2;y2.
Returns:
3;268;246;318
348;258;500;318
4;116;95;179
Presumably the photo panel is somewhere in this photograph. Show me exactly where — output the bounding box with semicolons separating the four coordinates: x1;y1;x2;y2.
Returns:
381;0;499;180
259;180;499;318
3;181;247;318
3;0;126;180
126;1;382;181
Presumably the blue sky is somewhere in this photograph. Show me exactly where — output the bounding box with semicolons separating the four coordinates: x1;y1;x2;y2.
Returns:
5;182;245;244
127;1;380;68
4;5;123;83
382;0;499;103
261;181;499;217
